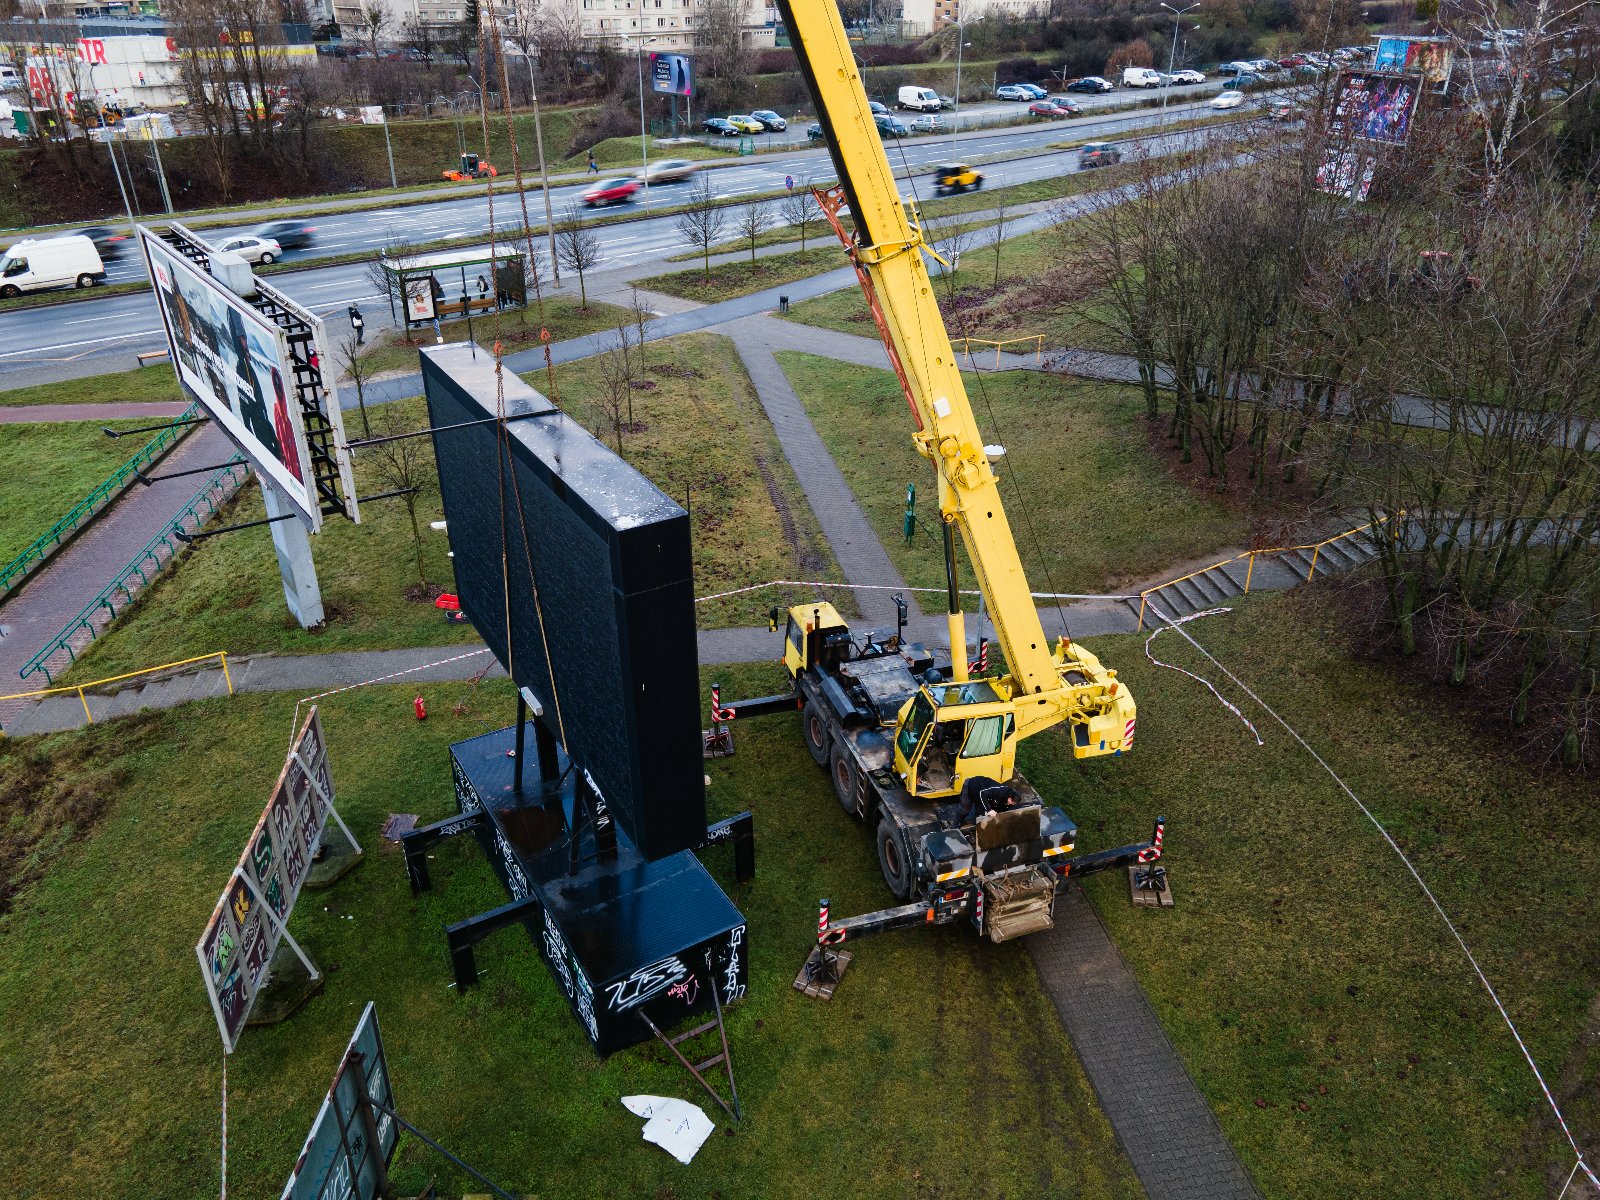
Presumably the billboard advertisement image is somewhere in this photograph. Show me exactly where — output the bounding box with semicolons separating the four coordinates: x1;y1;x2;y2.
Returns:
1316;148;1376;201
1375;35;1453;85
139;227;320;528
197;707;340;1052
1331;71;1419;146
650;52;692;96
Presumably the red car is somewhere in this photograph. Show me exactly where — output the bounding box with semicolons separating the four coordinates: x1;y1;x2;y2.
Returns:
1278;53;1309;67
583;177;639;207
1027;100;1071;118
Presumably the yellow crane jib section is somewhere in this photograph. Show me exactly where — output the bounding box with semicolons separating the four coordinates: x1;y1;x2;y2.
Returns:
779;0;1135;760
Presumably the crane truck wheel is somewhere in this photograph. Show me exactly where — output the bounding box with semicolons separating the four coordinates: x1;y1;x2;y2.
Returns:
802;699;831;766
876;819;914;900
830;744;863;818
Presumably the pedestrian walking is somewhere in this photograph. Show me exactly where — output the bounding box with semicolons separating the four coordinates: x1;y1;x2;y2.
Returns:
475;274;489;296
348;304;365;346
587;150;600;174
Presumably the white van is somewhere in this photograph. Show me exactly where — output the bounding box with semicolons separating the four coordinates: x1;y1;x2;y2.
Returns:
897;85;943;112
1122;67;1164;88
0;234;106;296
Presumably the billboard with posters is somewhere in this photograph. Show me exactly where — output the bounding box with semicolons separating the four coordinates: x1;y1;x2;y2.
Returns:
280;1003;398;1200
1315;147;1376;201
1374;35;1453;86
138;227;322;529
1331;71;1419;146
650;52;692;96
197;707;339;1052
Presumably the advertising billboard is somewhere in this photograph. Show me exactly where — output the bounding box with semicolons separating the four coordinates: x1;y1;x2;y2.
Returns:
197;707;341;1052
650;52;692;96
139;227;322;529
1374;35;1453;86
280;1003;398;1200
422;343;707;862
1315;148;1376;201
1331;71;1419;146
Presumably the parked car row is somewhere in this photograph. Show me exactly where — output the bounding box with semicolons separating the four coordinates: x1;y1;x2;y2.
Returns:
702;109;788;137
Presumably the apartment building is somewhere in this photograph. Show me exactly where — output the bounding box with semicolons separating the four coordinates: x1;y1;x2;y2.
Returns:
902;0;1047;34
570;0;773;52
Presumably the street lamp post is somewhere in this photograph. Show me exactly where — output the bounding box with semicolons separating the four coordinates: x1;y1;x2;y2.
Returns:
621;34;658;210
516;45;560;284
951;30;971;155
1160;1;1201;127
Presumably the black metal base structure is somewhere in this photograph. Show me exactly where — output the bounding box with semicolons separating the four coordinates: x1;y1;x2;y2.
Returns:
404;724;755;1057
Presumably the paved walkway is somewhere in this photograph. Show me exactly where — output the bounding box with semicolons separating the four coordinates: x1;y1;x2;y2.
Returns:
0;424;237;704
1034;888;1262;1199
0;401;189;424
727;318;919;629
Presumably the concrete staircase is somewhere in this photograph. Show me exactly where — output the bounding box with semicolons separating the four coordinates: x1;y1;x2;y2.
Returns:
1126;530;1381;629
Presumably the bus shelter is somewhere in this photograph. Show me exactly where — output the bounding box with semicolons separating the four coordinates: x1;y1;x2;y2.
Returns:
379;246;528;331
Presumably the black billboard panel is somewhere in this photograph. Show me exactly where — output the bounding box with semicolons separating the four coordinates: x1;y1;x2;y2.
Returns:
421;344;706;860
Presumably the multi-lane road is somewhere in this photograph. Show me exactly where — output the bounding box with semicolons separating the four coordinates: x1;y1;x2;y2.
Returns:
0;95;1229;388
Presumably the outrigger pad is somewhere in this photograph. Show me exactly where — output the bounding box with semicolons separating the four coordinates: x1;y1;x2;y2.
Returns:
793;946;853;1001
1129;863;1175;908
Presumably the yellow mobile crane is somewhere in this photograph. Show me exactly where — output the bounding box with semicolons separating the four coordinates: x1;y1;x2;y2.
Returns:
726;0;1162;974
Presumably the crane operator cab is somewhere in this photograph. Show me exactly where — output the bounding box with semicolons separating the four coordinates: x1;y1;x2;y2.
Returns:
894;681;1017;798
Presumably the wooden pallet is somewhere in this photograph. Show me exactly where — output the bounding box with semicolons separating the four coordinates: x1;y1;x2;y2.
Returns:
793;946;853;1000
1129;864;1175;908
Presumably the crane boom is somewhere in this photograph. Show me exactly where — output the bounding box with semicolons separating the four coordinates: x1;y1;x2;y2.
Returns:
779;0;1135;758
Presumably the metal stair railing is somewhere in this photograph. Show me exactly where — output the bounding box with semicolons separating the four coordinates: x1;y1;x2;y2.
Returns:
1136;513;1395;631
0;402;201;600
17;457;248;685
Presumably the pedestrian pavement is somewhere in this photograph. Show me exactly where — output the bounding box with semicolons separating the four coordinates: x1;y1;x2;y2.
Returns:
1034;888;1264;1200
0;424;240;707
0;401;189;424
727;317;920;629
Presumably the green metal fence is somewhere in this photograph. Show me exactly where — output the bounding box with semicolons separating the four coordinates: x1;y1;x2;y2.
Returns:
0;402;201;601
19;457;247;685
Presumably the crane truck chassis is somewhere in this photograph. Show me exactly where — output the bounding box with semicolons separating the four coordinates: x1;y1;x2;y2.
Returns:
723;601;1165;985
737;0;1166;992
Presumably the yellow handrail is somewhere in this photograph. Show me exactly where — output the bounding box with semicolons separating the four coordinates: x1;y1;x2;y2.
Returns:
0;651;233;732
954;334;1046;367
1136;515;1393;631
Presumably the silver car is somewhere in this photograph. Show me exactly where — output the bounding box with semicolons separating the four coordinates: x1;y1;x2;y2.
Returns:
637;158;699;184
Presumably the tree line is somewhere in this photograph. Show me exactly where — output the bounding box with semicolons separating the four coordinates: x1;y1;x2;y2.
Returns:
1064;6;1600;764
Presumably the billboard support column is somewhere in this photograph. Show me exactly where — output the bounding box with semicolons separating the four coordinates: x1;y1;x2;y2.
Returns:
263;482;325;629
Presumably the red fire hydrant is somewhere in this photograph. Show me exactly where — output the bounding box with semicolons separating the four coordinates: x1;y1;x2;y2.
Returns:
414;694;427;721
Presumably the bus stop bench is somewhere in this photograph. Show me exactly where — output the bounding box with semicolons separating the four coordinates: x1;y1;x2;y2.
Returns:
436;297;499;318
135;348;170;367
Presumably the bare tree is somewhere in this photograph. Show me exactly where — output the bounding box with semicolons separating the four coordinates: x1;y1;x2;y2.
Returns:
338;334;377;438
555;204;602;307
736;201;771;263
779;180;823;250
989;196;1010;289
367;237;422;333
629;285;651;380
360;400;435;591
676;175;728;283
358;3;391;60
595;330;633;455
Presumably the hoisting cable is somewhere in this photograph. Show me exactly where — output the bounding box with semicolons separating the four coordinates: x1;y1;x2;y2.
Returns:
1142;596;1599;1193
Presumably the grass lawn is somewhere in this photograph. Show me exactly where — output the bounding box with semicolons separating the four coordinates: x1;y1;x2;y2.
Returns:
634;247;843;304
347;296;633;378
0;363;186;407
1030;586;1600;1198
525;332;849;626
0;666;1141;1199
780;219;1109;355
0;418;150;567
60;397;478;683
777;354;1245;604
